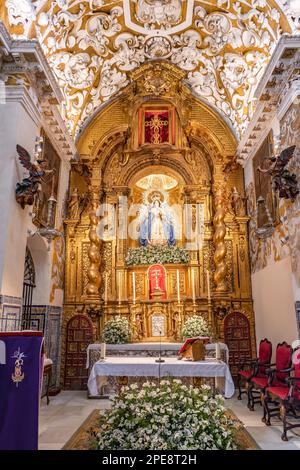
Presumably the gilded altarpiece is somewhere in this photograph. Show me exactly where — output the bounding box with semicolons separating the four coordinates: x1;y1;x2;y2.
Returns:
62;62;256;388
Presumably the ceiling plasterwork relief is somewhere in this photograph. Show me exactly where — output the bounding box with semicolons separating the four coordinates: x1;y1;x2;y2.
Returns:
2;1;292;138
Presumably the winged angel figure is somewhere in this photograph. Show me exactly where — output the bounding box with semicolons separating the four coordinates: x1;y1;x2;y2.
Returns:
15;145;54;209
257;145;299;202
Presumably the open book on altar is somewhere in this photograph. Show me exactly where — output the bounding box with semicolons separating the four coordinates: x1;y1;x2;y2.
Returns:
179;337;210;361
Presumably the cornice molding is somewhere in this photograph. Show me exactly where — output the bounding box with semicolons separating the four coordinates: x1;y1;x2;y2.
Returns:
255;35;300;100
238;34;300;166
5;84;41;125
0;21;76;162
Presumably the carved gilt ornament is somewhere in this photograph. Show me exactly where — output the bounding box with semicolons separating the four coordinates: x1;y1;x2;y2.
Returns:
2;1;293;137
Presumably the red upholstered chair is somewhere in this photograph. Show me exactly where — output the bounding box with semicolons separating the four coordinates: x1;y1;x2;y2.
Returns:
262;347;300;440
248;341;293;412
237;338;272;406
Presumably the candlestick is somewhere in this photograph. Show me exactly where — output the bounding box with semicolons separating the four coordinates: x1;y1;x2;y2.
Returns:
118;271;121;306
104;273;108;305
155;330;165;363
176;269;180;304
132;271;136;304
206;270;211;301
191;269;196;304
100;343;106;360
215;342;221;360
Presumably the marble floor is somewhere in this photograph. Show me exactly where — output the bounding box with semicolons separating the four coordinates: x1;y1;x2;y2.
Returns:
39;391;300;450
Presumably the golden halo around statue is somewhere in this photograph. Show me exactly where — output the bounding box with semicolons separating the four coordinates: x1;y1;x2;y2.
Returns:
148;190;164;204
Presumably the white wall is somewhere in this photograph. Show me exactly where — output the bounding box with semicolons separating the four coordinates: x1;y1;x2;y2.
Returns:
0;100;38;298
252;249;298;353
27;235;51;305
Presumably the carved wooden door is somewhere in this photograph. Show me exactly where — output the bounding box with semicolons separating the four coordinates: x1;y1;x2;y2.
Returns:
224;312;252;383
64;315;93;390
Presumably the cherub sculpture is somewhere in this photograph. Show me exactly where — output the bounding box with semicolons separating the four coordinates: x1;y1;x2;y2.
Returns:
15;145;54;209
257;145;299;201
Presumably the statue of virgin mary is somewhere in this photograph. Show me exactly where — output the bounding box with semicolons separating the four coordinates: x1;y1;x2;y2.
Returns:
139;191;175;246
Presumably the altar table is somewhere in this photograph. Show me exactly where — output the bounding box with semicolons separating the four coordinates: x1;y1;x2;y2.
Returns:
86;342;229;369
87;356;235;399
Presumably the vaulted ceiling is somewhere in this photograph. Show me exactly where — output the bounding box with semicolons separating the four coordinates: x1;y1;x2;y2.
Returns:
2;1;294;139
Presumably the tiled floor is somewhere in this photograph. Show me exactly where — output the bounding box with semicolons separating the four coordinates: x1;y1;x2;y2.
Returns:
39;391;300;450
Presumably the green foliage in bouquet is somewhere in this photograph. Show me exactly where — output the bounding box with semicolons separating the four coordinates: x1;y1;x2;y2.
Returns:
181;315;211;340
125;245;189;266
97;380;236;450
102;316;131;344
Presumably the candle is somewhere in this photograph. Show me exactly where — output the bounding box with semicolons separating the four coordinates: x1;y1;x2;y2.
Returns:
132;272;136;304
100;343;106;359
191;269;196;304
104;273;108;304
215;342;221;360
118;272;121;305
207;270;211;301
177;269;180;303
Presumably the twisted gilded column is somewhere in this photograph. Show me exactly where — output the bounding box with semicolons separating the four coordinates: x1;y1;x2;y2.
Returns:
86;191;101;297
213;185;227;292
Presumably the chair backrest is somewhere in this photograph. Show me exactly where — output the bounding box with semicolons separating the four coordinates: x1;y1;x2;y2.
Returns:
258;338;272;374
292;347;300;391
275;342;293;382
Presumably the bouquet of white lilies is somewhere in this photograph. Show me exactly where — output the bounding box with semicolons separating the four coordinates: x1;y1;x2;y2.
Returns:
102;316;131;344
181;315;211;340
97;380;236;450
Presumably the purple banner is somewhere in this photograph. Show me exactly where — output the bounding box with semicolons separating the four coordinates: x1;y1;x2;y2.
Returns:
0;332;44;450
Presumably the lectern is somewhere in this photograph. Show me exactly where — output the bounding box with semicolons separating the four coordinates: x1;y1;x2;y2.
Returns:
0;331;44;450
179;337;210;361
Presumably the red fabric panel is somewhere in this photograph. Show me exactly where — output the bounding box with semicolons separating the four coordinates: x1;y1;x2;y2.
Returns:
258;339;272;375
239;370;252;378
259;339;272;363
171;109;175;145
267;386;289;400
276;343;292;381
251;377;268;388
138;108;143;146
179;337;210;354
148;264;166;300
144;111;169;144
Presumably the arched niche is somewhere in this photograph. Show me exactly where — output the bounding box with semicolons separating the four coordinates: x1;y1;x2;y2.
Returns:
26;235;51;305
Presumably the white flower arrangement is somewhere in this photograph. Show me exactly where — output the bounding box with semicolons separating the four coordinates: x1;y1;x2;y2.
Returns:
97;380;236;450
102;316;131;344
181;315;211;340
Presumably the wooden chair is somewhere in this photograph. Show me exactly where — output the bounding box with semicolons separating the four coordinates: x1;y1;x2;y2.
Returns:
248;341;292;412
237;338;272;406
262;347;300;440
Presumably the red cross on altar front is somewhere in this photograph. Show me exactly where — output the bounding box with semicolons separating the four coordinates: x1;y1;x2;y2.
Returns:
148;264;166;300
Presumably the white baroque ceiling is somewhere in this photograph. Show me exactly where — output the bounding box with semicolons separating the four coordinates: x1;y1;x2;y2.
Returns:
3;1;296;139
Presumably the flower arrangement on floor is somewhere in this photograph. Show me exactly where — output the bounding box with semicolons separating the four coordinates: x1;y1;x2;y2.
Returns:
181;315;211;340
125;245;189;266
97;380;236;450
101;316;131;344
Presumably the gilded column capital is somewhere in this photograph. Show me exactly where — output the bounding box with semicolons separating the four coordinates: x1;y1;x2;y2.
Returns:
112;185;131;197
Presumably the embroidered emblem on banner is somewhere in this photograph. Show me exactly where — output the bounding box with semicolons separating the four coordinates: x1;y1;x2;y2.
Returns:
11;347;26;387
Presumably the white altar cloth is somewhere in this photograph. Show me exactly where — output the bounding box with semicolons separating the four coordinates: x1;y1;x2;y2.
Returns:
87;356;235;399
86;342;229;368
